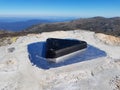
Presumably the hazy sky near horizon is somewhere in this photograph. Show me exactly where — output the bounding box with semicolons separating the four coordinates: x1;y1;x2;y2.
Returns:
0;0;119;17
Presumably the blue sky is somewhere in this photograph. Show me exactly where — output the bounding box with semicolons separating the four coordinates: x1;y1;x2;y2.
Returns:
0;0;119;17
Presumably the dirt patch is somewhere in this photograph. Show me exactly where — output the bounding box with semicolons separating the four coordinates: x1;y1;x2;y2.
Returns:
0;37;18;46
95;33;120;46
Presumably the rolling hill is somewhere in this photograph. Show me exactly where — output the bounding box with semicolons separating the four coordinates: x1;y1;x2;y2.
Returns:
24;17;120;37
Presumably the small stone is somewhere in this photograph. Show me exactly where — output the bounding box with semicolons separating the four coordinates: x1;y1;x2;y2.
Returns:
8;47;15;53
91;71;94;76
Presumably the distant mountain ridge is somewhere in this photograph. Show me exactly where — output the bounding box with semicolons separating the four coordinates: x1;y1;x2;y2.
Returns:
24;17;120;37
0;17;76;32
1;17;120;37
0;19;57;32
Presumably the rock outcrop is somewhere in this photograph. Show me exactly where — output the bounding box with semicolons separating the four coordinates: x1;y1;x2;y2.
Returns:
0;30;120;90
95;33;120;46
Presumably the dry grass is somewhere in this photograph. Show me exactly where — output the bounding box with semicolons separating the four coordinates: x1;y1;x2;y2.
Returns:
0;36;18;46
95;33;120;45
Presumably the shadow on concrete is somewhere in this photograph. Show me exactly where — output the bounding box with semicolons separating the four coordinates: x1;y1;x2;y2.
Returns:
27;42;107;69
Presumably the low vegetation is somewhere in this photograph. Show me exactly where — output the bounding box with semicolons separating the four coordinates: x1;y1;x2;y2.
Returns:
0;17;120;39
24;17;120;37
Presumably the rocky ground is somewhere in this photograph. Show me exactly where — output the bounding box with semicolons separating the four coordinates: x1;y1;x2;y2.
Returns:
0;30;120;90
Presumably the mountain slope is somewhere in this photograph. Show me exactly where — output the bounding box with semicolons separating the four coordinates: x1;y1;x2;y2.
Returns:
24;17;120;37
